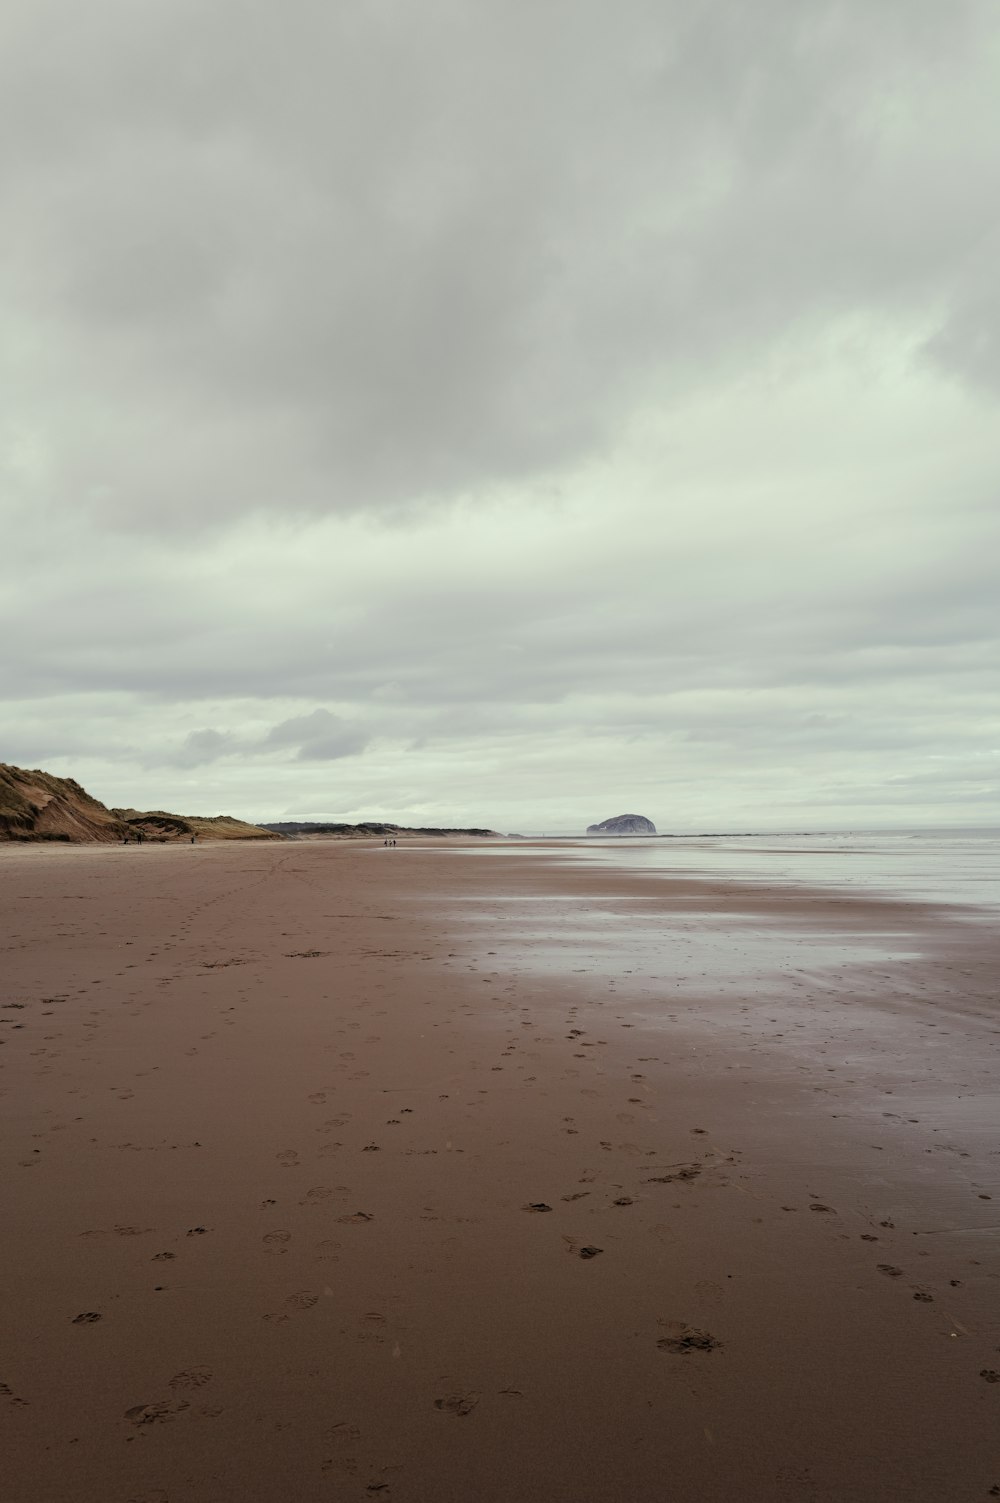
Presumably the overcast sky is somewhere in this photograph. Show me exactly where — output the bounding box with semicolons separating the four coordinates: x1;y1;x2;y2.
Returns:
2;0;998;831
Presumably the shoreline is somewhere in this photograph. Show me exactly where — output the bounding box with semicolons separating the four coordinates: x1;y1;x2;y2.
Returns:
3;841;998;1501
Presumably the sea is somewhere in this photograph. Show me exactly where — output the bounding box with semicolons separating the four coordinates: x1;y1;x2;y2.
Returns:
443;828;999;984
548;828;1000;913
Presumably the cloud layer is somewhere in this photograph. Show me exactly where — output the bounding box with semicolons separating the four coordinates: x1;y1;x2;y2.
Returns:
2;1;998;828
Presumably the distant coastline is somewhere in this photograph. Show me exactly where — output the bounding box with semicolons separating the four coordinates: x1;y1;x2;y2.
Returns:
259;820;499;839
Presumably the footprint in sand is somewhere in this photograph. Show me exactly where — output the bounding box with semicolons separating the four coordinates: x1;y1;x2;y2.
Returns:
328;1422;362;1446
276;1150;300;1167
124;1399;190;1425
72;1312;103;1324
263;1231;292;1253
285;1291;319;1311
326;1424;360;1448
434;1393;479;1416
561;1235;602;1258
774;1465;819;1499
656;1322;721;1354
301;1187;335;1204
644;1165;702;1186
315;1240;342;1260
358;1312;387;1344
168;1367;213;1390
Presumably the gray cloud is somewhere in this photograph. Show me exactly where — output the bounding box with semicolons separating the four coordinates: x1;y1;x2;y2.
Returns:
2;1;998;830
167;728;237;769
2;1;998;535
138;711;372;768
262;710;371;762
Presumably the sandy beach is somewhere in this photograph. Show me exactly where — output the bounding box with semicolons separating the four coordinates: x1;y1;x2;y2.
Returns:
2;838;998;1503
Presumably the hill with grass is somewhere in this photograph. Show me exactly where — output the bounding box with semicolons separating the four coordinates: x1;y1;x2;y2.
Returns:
261;821;498;839
0;764;280;844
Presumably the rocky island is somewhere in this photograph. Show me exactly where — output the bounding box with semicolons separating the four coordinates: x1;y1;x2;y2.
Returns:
586;812;657;836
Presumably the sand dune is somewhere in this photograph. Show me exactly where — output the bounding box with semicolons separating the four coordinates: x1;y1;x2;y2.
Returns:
0;763;279;845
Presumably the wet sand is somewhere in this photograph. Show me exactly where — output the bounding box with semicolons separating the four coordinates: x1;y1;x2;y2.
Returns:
2;839;998;1502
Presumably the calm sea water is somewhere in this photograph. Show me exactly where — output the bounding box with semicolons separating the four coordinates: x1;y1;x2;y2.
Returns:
494;829;1000;914
434;829;999;991
558;829;1000;913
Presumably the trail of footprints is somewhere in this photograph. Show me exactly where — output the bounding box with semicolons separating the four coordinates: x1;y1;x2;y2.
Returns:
9;885;995;1479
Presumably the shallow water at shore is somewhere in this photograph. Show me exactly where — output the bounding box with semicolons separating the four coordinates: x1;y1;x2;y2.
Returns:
564;828;1000;910
450;891;926;984
446;826;1000;914
441;828;996;1001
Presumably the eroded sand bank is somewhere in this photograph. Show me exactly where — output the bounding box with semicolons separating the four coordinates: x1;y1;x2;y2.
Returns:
2;839;998;1502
